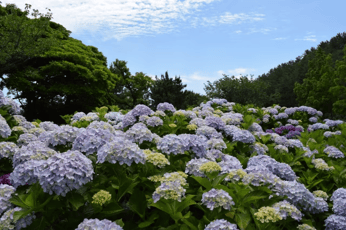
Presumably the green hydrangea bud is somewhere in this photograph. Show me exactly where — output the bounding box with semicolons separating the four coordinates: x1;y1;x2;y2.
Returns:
187;124;198;131
169;124;177;128
254;206;283;223
92;190;112;206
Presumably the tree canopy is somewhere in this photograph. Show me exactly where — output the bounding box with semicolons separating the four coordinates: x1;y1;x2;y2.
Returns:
294;46;338;118
0;2;64;81
108;59;154;110
203;74;272;108
1;16;121;124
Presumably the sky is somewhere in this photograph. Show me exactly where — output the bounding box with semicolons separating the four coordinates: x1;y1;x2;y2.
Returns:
1;0;345;106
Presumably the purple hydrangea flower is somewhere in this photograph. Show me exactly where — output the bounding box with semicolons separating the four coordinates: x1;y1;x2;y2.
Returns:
201;188;235;211
204;116;226;130
205;219;239;230
157;102;176;113
76;218;123;230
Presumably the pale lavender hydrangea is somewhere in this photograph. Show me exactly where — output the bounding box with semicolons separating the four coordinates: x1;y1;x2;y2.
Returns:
12;141;57;168
211;99;228;105
309;117;318;123
72;128;116;156
198;110;214;118
0;142;20;161
324;119;344;127
75;218;123;230
204;116;226;130
310;123;330;131
274;113;288;120
0;184;16;215
39;121;60;131
0;115;11;139
189;118;207;127
104;112;124;123
97;136;147;166
156;134;189;155
242;164;280;187
18;121;36;130
8;159;46;188
16;133;39;147
232;130;256;144
38;125;81;148
196;126;223;139
71;112;86;122
272;200;303;221
125;123;153;144
34;150;94;197
201;188;235;211
287;119;299;125
182;110;198;119
207;138;227;151
249;142;269;155
330;188;346;202
0;207;36;230
88;121;115;134
284;108;297;116
0;95;23;115
222;125;241;138
248;122;263;133
157;102;176;113
146;116;163;127
204;219;239;230
270;180;328;214
325;214;346;230
217;154;243;175
247;155;298;181
269;108;278;115
297;106;318;116
178;134;208;158
323;146;345;159
152;180;186;203
185;158;213;178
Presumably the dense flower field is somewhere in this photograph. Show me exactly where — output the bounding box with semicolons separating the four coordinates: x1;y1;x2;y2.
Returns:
0;90;346;230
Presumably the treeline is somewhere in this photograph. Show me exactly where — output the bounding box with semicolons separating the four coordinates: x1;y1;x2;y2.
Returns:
204;32;346;121
0;2;208;125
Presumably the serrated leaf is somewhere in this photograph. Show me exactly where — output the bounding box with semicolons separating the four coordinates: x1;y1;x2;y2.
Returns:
191;176;212;190
235;211;252;230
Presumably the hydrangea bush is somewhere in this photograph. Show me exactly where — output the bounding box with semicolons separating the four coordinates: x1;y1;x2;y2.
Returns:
0;91;346;230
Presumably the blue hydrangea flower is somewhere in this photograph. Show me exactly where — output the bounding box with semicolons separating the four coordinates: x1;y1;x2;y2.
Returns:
97;136;146;166
284;108;297;116
330;188;346;201
232;130;256;144
0;207;36;230
211;99;228;105
125;123;153;144
0;184;16;215
71;112;87;122
323;146;345;159
189;118;207;127
38;125;81;148
269;108;278;115
16;133;39;148
104;112;124;124
185;158;214;178
8;159;45;188
178;134;208;158
152;180;186;203
0;142;20;161
274;113;288;120
72;128;116;156
35;150;94;197
146;116;163;127
324;119;344;127
156;134;190;155
12;141;57;168
309;117;318;123
201;188;235;211
196;126;223;139
272;200;303;221
204;219;239;230
157;102;176;113
324;214;346;230
204;116;226;130
0;96;23;115
75;218;123;230
0;115;11;139
207;138;227;151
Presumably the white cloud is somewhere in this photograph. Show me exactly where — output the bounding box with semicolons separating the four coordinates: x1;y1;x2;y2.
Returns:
272;37;287;40
294;35;317;42
3;0;267;42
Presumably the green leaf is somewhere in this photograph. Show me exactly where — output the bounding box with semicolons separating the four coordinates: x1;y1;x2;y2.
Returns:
235;211;252;230
13;208;34;223
128;188;147;219
242;190;269;205
175;195;196;213
100;201;124;215
66;192;85;211
138;212;160;228
191;176;212;190
149;199;174;215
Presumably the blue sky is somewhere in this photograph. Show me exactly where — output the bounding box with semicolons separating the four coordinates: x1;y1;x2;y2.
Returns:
2;0;345;106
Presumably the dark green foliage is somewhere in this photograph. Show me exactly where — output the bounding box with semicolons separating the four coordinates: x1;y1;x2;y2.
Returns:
108;59;154;110
294;46;338;117
203;74;271;108
0;2;64;82
149;71;201;110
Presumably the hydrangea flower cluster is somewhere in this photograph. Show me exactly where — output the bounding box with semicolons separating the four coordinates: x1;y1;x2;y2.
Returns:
204;116;226;130
0;206;36;230
325;188;346;230
323;146;345;159
157;102;176;113
266;124;303;139
201;188;235;211
91;190;112;206
97;136;147;166
196;126;223;139
75;218;123;230
204;219;239;230
0;114;12;139
143;149;170;168
273;113;288;120
323;131;342;138
125;123;154;144
0;91;23;115
324;119;344;127
122;104;154;128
